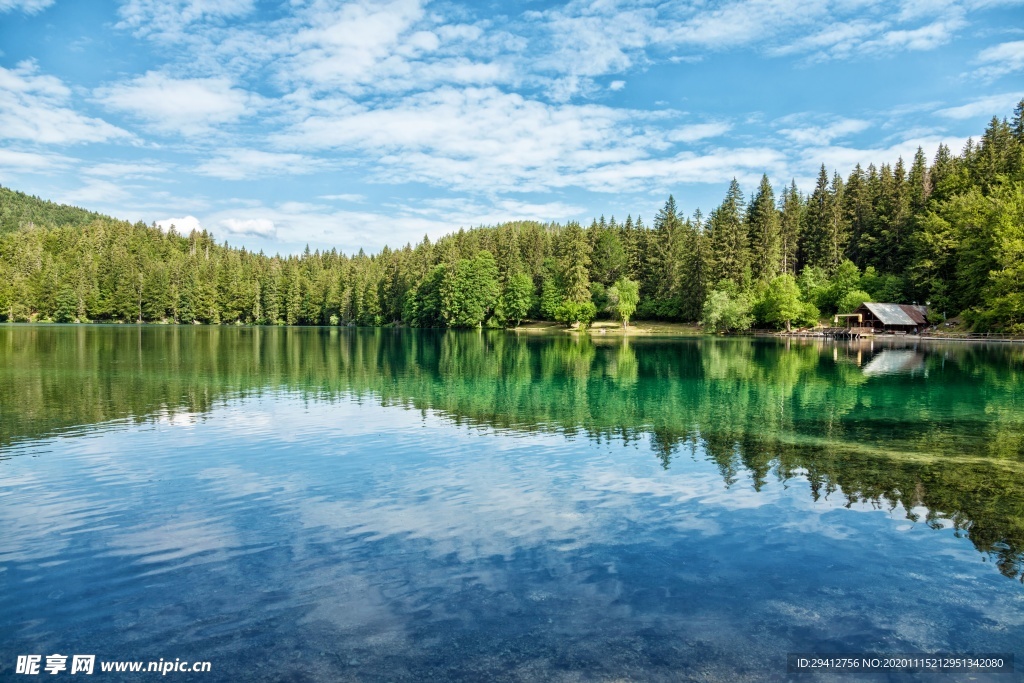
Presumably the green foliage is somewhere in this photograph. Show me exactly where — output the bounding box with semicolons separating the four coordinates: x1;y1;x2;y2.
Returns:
501;271;533;327
817;259;861;313
0;185;108;234
838;289;871;314
557;221;591;305
748;174;782;283
756;274;803;331
708;179;750;288
406;265;446;327
866;273;906;304
966;183;1024;332
555;300;597;327
589;282;608;314
607;277;640;327
538;257;563;320
54;287;78;323
441;251;499;327
797;266;830;309
589;227;626;285
795;301;821;327
702;283;753;333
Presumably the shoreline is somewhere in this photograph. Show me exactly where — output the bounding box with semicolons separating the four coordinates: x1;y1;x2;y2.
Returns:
3;319;1023;344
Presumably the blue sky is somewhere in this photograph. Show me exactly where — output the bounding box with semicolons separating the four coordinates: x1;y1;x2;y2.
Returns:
1;0;1023;255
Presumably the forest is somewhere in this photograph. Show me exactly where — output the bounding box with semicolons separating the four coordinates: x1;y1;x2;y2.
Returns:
1;101;1022;333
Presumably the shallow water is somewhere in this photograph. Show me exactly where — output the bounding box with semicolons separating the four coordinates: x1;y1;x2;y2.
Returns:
1;325;1022;681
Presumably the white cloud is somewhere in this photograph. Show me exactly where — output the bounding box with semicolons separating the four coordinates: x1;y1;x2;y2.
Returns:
972;40;1024;80
768;20;887;59
527;2;658;98
935;92;1024;119
667;122;732;143
666;0;828;50
797;135;969;175
609;80;626;91
195;149;328;180
94;72;261;135
218;217;276;238
198;196;586;253
116;0;255;38
275;87;791;194
60;179;133;206
156;215;204;233
572;147;789;193
778;117;871;144
618;0;978;63
82;162;163;179
401;197;585;225
0;0;53;13
276;86;669;193
859;15;966;53
0;148;72;174
0;62;131;145
320;194;366;202
279;0;431;93
201;204;437;251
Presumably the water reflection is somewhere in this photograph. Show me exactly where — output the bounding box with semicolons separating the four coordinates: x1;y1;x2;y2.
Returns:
1;325;1022;581
861;349;926;376
2;326;1023;681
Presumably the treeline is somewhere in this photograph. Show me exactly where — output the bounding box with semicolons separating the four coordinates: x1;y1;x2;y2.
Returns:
1;101;1022;331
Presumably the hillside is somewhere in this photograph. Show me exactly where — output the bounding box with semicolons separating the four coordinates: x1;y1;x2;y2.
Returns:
0;185;113;234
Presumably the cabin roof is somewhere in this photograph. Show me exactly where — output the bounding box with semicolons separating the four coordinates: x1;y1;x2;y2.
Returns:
899;304;928;325
861;302;920;326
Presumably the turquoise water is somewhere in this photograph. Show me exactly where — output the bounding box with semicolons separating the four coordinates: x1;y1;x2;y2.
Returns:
1;326;1022;681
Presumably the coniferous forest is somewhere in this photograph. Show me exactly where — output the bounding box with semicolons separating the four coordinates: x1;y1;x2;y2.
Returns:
2;102;1023;333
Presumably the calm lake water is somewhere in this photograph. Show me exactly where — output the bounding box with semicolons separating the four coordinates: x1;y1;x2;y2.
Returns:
1;325;1022;682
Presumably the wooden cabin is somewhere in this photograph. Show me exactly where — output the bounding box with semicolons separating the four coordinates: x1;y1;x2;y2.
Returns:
849;302;928;334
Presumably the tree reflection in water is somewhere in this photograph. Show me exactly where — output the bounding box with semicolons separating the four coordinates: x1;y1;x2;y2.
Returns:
1;325;1021;579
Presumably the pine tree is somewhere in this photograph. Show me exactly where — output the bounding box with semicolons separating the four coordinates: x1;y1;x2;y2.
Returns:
909;147;931;214
679;210;709;321
824;171;850;273
557;221;591;305
649;195;687;317
707;179;750;287
800;165;833;273
747;175;781;284
779;181;802;276
590;225;627;286
844;165;873;268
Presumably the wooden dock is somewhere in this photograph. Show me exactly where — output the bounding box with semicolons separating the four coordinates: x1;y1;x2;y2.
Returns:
823;327;874;339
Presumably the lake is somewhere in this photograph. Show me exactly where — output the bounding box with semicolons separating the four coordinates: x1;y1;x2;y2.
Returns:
1;325;1022;681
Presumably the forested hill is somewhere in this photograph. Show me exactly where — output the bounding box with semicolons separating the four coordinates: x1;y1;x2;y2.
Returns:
1;101;1023;333
0;185;112;234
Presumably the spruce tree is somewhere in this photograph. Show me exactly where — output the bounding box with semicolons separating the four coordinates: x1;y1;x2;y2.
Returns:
707;179;750;287
779;181;802;276
800;165;832;273
557;221;591;305
747;175;781;284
